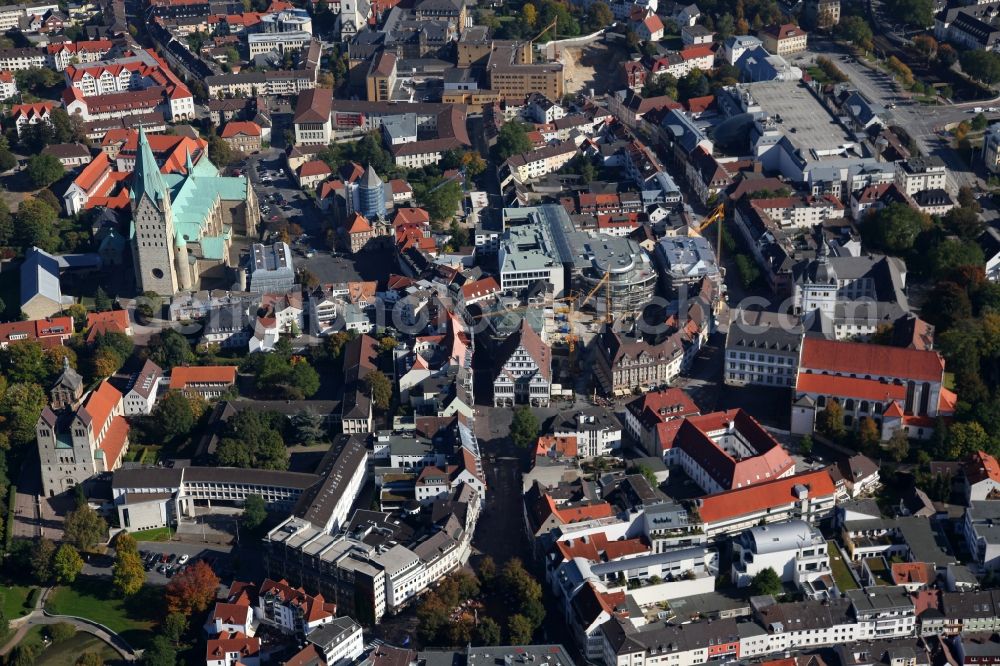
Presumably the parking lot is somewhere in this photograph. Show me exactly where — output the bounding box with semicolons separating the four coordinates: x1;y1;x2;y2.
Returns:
81;539;241;586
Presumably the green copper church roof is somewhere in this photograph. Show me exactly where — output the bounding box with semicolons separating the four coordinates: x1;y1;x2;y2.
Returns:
130;126;169;209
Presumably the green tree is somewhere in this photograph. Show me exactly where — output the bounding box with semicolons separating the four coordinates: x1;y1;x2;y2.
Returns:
163;613;187;647
947;421;989;459
365;370;392;411
49;622;76;643
143;636;177;666
749;567;783;597
510;406;540;448
961;49;1000;84
630;463;658;487
885;0;932;26
507;614;534;644
937;44;958;67
973;112;990;132
151;390;198;442
887;429;910;462
0;149;16;172
215;438;253;468
290;408;325;444
838;15;873;49
474;616;501;645
943;206;985;240
734;254;760;288
448;219;470;247
799;435;813;456
15;198;58;251
0;382;47;450
148;329;194;369
643;72;678;99
63;504;108;551
478;555;497;587
495;120;532;161
94;287;112;312
53;543;84;584
862;203;929;255
26;154;64;189
678;68;710;101
242;494;267;530
8;643;38;666
2;340;48;385
417;178;464;223
585;0;613;31
30;537;56;583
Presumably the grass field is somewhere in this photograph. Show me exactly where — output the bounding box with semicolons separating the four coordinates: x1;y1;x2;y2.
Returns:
0;582;34;619
130;526;173;542
36;631;120;666
45;577;160;650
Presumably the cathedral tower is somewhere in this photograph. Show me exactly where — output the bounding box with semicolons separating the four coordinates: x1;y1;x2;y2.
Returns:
131;127;179;296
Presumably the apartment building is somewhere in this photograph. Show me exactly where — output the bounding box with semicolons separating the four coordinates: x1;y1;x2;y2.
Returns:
895;156;947;196
486;42;564;101
0;47;47;71
731;520;831;590
122;359;162;416
11;101;53;137
499;141;577;187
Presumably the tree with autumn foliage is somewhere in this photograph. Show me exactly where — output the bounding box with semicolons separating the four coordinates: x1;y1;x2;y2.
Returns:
165;561;220;614
112;532;144;597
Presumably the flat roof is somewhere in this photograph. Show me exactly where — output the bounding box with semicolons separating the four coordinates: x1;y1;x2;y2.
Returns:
747;80;853;157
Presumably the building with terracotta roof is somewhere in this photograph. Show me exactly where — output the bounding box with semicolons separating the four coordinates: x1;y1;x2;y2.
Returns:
759;22;808;54
10;101;53;137
296;159;331;189
46;39;115;70
0;315;74;349
37;370;130;497
695;468;837;538
220;120;262;153
258;578;337;635
85;309;132;343
666;409;795;494
636;12;665;40
624;388;700;456
293;87;333;145
791;337;953;441
343;212;374;254
206;631;261;666
965;450;1000;503
169;365;238;398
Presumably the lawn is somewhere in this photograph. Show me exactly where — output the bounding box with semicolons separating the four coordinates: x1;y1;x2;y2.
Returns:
130;526;173;542
36;631;120;666
0;582;34;619
45;577;160;650
828;541;859;591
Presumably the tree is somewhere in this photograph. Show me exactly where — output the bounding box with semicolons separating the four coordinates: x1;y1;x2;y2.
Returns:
0;149;16;172
26;154;64;189
143;636;177;666
749;567;783;597
0;382;47;450
49;622;76;643
973;112;990;132
30;537;55;583
2;340;49;385
53;543;84;584
885;0;932;27
163;613;188;647
862;203;929;255
678;68;710;101
113;544;144;597
365;370;392;411
166;561;220;614
913;34;937;60
15;198;58;251
937;43;958;67
947;421;990;460
887;429;910;462
858;417;880;452
242;494;267;530
8;644;38;666
216;438;253;468
290;408;325;444
799;435;813;457
449;219;470;248
630;463;658;487
478;555;497;587
507;614;534;644
962;50;1000;84
585;1;612;31
943;206;985;240
417;178;464;223
475;616;501;645
510;406;540;448
208;133;235;167
523;2;537;27
149;329;195;369
495;120;532;161
63;504;108;551
734;254;760;288
817;399;845;439
643;72;678;99
94;287;112;312
151;390;199;443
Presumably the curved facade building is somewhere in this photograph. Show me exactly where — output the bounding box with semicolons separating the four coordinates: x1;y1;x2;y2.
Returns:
358;165;387;219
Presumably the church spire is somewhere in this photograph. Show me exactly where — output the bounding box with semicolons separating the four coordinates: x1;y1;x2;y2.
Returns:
131;126;169;211
184;146;195;176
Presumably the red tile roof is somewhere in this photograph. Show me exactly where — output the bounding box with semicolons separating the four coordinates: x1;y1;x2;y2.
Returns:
298;160;331;178
966;450;1000;485
85;310;131;343
697;469;836;523
0;317;73;348
892;562;932;586
626;388;700;431
169;365;238;389
11;102;54;120
799;338;945;383
346;212;371;234
796;374;906;402
535;435;578;459
205;632;260;661
99;417;129;470
460;277;500;300
82;380;122;431
220;121;261;138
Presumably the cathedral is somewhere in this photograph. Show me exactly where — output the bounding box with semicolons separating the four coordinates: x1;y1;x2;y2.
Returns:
131;127;260;296
37;359;131;497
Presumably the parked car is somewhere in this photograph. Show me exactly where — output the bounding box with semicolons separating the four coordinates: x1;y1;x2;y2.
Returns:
178;554;189;565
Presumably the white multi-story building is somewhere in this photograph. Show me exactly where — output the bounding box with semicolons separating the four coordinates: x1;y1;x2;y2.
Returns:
492;319;551;407
553;409;622;458
731;520;832;590
499;142;577;188
122;359;161;415
894;156;947;195
248;31;312;57
985;124;1000;174
847;586;917;639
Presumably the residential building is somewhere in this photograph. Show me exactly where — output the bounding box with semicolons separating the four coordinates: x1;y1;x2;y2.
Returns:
257;578;337;635
0;316;74;349
804;0;840;27
247;242;295;294
11;101;53;137
341;334;377;434
965;501;1000;570
655;235;723;293
895;156;947;196
731;520;831;589
19;247;72;319
220;121;263;153
122;359;162;415
759;23;808;54
553;408;622;458
964;450;1000;503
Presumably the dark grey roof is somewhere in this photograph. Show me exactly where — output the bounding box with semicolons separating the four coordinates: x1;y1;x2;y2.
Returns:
293;435;368;527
